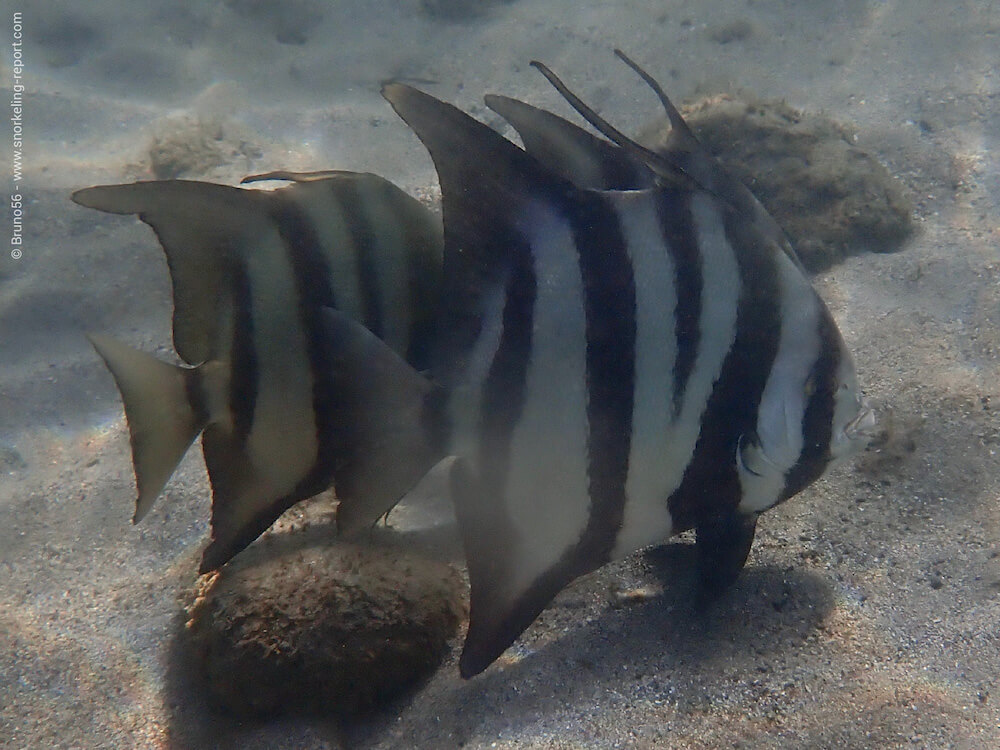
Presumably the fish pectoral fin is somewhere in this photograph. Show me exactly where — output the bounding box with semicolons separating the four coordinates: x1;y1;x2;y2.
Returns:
695;512;758;601
316;307;444;538
87;333;207;523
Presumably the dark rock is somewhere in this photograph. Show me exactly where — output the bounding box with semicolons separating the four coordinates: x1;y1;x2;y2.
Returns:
640;93;915;272
707;19;756;45
184;540;466;718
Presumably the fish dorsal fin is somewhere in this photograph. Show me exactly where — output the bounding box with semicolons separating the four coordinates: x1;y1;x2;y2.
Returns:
484;94;653;190
528;59;697;193
612;49;702;155
534;51;808;273
383;82;565;379
72;180;266;364
240;169;361;184
617;50;809;274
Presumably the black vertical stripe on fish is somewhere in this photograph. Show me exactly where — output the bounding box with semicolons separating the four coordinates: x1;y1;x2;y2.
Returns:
337;180;385;339
466;238;536;614
400;210;442;372
667;203;784;531
509;192;636;578
403;252;437;370
782;313;841;499
268;195;339;497
460;193;636;678
478;242;536;492
656;189;702;417
574;192;636;564
228;261;258;446
183;364;210;428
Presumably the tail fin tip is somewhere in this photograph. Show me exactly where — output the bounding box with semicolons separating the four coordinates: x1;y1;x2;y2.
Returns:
88;333;207;522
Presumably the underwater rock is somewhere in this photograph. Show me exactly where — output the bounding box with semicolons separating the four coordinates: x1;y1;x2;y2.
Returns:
184;540;465;718
419;0;518;22
0;443;27;474
28;13;100;69
706;19;756;45
641;93;914;272
143;116;262;180
224;0;324;45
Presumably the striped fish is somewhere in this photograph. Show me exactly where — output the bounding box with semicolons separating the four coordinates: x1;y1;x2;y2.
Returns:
72;171;443;572
317;54;876;678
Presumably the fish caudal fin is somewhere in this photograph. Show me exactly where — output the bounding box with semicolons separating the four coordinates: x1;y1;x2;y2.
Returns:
88;334;207;522
317;307;445;537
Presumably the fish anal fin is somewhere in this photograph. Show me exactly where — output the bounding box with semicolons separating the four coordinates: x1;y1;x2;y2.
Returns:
198;424;295;573
451;459;527;678
696;512;758;601
317;307;444;537
87;333;207;523
452;461;598;678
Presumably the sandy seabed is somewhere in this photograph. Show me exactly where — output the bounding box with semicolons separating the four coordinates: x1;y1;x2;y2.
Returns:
1;1;999;747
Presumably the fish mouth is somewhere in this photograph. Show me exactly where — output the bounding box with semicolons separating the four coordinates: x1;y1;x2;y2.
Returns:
844;399;878;443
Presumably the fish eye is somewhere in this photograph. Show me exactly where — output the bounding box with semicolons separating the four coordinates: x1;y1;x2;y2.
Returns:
803;375;816;397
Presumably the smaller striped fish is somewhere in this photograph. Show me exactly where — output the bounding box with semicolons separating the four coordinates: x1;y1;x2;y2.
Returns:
72;171;442;572
316;54;877;677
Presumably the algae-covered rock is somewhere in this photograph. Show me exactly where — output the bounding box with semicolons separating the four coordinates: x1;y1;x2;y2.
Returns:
641;93;914;272
143;115;262;179
184;541;465;718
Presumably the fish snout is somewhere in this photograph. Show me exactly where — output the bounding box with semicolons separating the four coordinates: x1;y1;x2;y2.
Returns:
845;398;878;444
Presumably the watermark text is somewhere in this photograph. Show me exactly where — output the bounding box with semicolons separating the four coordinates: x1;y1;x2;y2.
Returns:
9;11;24;260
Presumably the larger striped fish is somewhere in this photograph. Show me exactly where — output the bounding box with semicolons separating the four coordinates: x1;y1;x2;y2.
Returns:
317;54;876;678
72;171;442;572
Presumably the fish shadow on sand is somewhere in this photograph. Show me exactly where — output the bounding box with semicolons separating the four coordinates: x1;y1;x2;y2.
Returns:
158;523;834;748
345;543;837;748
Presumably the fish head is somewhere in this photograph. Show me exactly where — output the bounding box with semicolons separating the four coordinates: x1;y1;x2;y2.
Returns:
738;318;877;514
827;345;878;465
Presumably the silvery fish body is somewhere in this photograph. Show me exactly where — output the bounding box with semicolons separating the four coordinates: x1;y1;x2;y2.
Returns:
72;171;443;571
320;55;875;678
